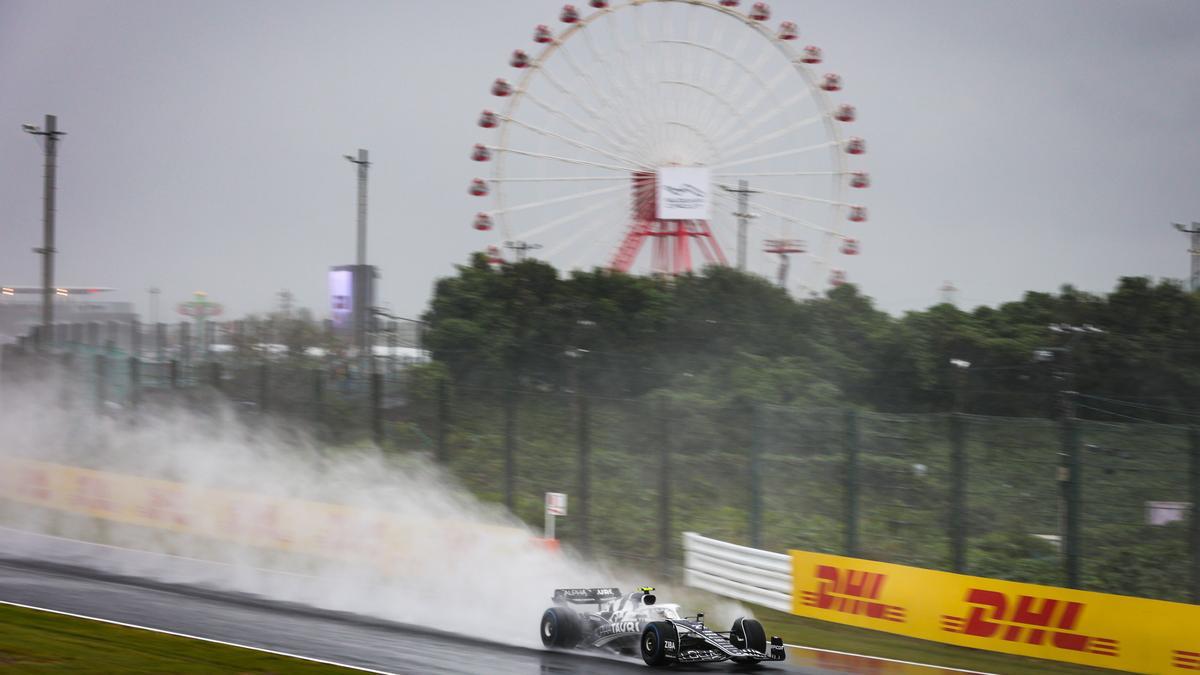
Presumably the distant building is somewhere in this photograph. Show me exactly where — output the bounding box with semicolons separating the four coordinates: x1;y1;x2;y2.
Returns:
0;286;135;343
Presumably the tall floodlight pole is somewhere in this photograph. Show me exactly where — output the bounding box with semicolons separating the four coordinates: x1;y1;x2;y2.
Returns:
721;181;758;271
1174;222;1200;292
344;149;370;355
22;115;66;348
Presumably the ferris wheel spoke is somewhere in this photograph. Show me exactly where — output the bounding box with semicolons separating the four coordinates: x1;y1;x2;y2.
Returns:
731;185;852;208
577;23;645;141
715;170;840;178
714;89;811;155
540;208;624;261
634;3;674;162
491;182;627;216
553;44;642;151
503;114;650;170
513;194;624;241
491;175;629;182
709;66;796;142
652;39;787;149
534;65;635;153
521;90;612;145
713;190;841;236
608;10;665;156
710;141;837;170
718;112;825;161
663;120;721;164
492;146;635;172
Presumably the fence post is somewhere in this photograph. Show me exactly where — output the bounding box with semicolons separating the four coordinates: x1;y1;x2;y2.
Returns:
169;359;179;389
749;404;764;550
130;320;141;358
94;354;107;413
179;322;191;368
155;322;166;364
435;377;448;463
844;409;860;557
258;362;269;412
128;357;140;409
313;369;324;429
1060;407;1082;589
1190;426;1200;604
371;372;384;446
503;377;518;511
658;398;672;577
576;390;592;556
208;361;221;392
949;413;968;573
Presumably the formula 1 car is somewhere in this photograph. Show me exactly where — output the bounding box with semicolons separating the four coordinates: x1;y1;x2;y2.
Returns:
539;587;786;667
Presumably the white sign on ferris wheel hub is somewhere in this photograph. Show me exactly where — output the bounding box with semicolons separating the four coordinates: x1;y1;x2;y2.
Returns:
656;167;712;220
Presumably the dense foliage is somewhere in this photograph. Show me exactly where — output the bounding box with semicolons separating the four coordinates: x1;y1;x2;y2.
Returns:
421;255;1199;422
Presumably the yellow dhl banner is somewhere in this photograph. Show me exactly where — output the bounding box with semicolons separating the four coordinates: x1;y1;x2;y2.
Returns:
0;456;528;566
790;549;1200;673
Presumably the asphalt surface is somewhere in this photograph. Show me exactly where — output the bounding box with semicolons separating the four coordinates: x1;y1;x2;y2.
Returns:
0;558;855;675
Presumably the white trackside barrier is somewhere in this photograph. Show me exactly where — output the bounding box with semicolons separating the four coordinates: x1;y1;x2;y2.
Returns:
681;532;791;613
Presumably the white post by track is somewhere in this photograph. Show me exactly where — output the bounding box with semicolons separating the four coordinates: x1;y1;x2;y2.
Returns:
544;492;567;540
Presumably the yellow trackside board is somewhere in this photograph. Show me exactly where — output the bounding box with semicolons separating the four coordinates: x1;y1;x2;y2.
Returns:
790;549;1200;673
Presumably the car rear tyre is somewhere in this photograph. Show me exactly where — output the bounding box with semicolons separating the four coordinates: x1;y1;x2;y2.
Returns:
640;621;674;667
730;617;767;654
540;607;580;648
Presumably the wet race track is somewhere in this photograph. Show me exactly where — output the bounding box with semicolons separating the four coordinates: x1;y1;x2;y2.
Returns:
0;556;981;675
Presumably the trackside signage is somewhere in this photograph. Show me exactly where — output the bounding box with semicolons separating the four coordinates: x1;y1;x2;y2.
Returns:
790;549;1200;673
0;456;528;569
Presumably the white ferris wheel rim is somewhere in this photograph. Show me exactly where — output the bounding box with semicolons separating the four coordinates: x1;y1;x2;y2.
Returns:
480;0;861;291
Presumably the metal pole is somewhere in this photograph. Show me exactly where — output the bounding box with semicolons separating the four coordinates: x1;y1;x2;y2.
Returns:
1173;222;1200;292
1060;394;1081;589
749;404;763;549
1190;425;1200;603
345;149;370;356
843;409;860;557
574;370;592;556
503;377;518;511
737;179;749;271
949;413;968;572
24;114;64;349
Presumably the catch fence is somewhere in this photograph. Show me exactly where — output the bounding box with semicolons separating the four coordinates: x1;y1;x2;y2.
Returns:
2;328;1197;605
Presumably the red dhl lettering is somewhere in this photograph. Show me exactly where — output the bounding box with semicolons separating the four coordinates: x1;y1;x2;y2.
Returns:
1174;650;1200;670
941;588;1118;656
13;467;50;501
139;487;191;528
800;564;906;622
71;475;112;512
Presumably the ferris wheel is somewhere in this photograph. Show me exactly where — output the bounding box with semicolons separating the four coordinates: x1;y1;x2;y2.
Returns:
468;0;868;292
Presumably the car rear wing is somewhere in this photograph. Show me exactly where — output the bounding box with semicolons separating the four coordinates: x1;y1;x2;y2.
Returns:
552;587;621;605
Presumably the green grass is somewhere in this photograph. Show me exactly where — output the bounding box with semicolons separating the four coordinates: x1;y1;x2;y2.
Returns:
749;604;1119;675
0;602;357;674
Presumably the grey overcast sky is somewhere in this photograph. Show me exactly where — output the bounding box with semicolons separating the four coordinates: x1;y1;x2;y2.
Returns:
2;0;1198;320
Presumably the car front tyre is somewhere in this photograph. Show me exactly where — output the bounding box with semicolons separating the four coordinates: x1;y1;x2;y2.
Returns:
730;617;767;656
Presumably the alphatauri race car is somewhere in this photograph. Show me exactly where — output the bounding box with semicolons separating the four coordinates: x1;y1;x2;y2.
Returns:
539;587;786;666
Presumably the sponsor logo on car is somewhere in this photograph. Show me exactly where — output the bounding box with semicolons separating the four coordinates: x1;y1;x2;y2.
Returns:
597;620;640;637
940;588;1119;657
664;640;676;653
800;564;906;622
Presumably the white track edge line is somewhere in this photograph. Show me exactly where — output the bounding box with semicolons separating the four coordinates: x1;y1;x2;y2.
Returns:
0;599;396;675
784;642;994;674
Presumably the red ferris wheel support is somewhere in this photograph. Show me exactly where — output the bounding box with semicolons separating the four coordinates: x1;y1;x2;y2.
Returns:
610;172;727;275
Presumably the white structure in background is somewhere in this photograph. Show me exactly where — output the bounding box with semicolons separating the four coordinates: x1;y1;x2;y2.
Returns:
682;531;791;613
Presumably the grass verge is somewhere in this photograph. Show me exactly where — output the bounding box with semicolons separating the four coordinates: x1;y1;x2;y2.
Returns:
0;602;359;674
751;604;1119;675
